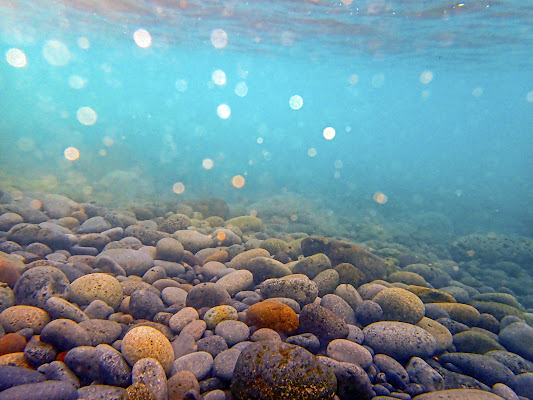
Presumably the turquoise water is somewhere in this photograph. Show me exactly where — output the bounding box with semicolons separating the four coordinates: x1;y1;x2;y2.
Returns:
1;0;532;236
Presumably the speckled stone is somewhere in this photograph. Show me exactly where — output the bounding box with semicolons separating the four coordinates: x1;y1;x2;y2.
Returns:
231;341;337;400
13;266;71;309
416;317;453;353
40;318;92;351
215;270;254;296
214;320;250;347
261;274;318;307
413;389;506;399
23;335;57;366
363;321;437;361
246;300;299;335
203;305;239;329
226;248;270;270
0;365;45;391
44;296;88;323
186;282;232;309
95;343;132;387
0;305;50;334
432;302;481;327
0;283;15;313
80;319;123;346
0;380;78;400
326;339;372;368
39;360;80;388
121;326;175;375
77;384;125;400
128;289;165;321
406;357;444;391
171;351;214;381
169;307;199;334
132;357;168;400
96;249;154;276
373;287;425;325
213;348;241;381
167;370;200;400
69;273;124;310
299;303;349;343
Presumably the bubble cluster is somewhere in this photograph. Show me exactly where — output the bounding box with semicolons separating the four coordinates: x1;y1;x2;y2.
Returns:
419;70;434;84
232;175;245;188
323;127;336;140
202;158;214;170
307;148;317;157
6;48;27;68
64;146;80;161
212;70;227;86
77;107;97;126
289;95;303;110
348;74;359;84
373;191;388;204
526;91;533;103
235;81;248;97
217;104;231;119
210;29;228;49
77;37;90;49
173;182;186;194
43;40;70;66
472;87;483;97
133;29;152;48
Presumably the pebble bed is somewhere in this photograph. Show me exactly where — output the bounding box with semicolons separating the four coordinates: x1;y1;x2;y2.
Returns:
0;192;532;400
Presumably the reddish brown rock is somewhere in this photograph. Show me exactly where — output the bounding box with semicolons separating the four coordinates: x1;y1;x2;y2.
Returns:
246;300;299;335
0;333;27;356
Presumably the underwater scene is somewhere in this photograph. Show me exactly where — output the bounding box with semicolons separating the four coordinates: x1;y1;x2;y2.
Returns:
1;0;533;399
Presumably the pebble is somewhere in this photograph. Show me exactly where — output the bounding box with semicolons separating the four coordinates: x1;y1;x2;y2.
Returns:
250;327;282;342
318;356;374;400
213;348;241;381
131;358;168;400
79;319;122;345
498;322;533;362
485;350;533;375
186;282;232;309
197;335;228;357
439;352;517;389
13;266;71;309
173;230;214;253
416;317;453;353
23;335;57;366
167;371;200;400
96;343;132;387
356;300;384;326
0;305;50;333
453;330;505;354
246;257;291;284
261;274;318;307
0;332;26;356
514;372;533;398
292;253;332;279
40;360;80;388
121;326;175;375
203;305;238;329
299;303;349;343
413;388;507;399
0;365;45;391
84;299;114;319
128;289;165;320
492;383;520;400
326;338;373;368
142;266;167;284
225;248;270;269
156;237;184;263
161;287;188;307
406;356;444;391
0;212;23;231
96;248;154;276
286;332;321;354
321;293;356;324
0;380;78;400
363;321;437;361
334;283;363;310
0;256;21;288
373;287;425;325
70;273;124;310
432;302;481;326
214;320;250;347
40;318;92;351
231;341;337;400
180;319;207;341
246;300;299;335
169;307;199;334
44;296;88;323
77;384;125;400
172;333;197;359
171;351;214;380
215;269;254;296
313;269;340;297
373;354;409;383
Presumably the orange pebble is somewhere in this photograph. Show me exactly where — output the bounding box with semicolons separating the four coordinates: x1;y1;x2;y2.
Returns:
246;300;299;335
56;350;68;362
0;333;27;356
0;257;21;287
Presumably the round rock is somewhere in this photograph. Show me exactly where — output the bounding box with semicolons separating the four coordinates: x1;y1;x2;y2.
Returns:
40;319;91;351
155;237;184;263
231;341;337;400
0;305;50;334
70;273;123;310
128;289;165;321
261;275;318;307
121;326;174;375
373;287;425;325
363;321;437;361
14;266;71;309
96;249;154;277
185;282;232;309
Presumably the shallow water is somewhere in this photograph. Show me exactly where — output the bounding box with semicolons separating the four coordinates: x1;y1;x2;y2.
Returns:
1;0;533;236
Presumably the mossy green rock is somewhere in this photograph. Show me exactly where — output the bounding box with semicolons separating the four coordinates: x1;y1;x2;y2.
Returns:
408;286;457;304
292;253;332;279
373;287;425;324
470;301;523;321
260;238;290;255
300;236;387;283
231;341;337;400
226;216;264;232
432;303;481;326
388;271;428;287
334;263;364;286
453;330;505;354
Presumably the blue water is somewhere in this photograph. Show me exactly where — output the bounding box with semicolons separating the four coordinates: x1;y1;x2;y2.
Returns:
1;0;532;237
